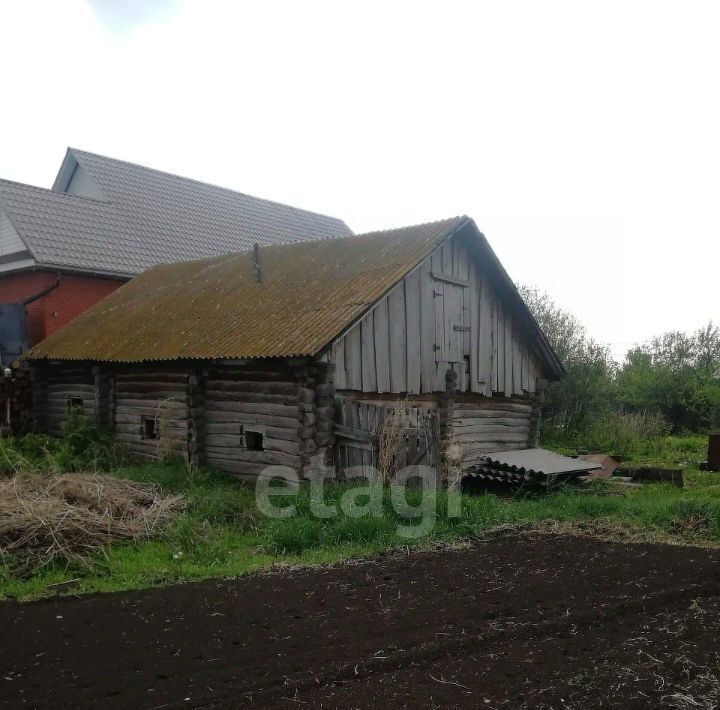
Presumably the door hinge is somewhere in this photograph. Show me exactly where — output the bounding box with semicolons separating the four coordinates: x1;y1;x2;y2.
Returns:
453;325;471;332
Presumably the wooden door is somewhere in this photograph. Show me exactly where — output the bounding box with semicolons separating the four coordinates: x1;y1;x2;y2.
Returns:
434;282;464;363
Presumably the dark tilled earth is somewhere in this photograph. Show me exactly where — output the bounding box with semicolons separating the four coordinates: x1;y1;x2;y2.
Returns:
2;534;720;709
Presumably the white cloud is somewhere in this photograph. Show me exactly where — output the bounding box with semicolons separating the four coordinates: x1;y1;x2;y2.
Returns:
0;0;717;355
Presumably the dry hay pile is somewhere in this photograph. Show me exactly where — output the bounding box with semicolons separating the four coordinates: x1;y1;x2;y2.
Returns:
0;474;184;574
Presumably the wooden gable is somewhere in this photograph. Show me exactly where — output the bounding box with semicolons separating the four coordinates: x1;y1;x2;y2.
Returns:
330;231;546;396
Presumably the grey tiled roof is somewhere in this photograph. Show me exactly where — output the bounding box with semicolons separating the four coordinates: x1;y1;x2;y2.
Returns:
0;149;352;277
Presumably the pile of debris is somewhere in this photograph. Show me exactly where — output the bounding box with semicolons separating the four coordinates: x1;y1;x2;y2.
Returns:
0;473;185;574
464;448;602;486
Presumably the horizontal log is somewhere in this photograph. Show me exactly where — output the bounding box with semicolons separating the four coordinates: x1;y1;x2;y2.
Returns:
454;401;533;414
115;378;189;394
205;390;297;405
204;447;299;466
47;383;95;393
45;406;97;417
203;422;297;441
453;417;531;430
116;397;189;408
208;367;293;378
204;378;296;392
205;410;297;427
116;431;188;445
453;411;530;423
207;460;274;477
454;424;530;440
203;433;297;455
115;413;190;431
204;401;298;417
114;390;190;401
115;370;190;382
458;432;529;445
115;408;189;421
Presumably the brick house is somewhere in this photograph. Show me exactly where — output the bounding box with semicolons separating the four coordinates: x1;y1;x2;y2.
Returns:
0;149;351;362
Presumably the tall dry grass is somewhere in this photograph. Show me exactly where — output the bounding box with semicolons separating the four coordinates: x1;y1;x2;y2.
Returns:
0;473;184;574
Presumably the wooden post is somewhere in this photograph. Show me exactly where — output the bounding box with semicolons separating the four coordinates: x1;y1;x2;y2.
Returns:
93;365;112;430
438;367;458;489
188;369;205;465
28;363;48;434
528;378;546;448
439;367;457;441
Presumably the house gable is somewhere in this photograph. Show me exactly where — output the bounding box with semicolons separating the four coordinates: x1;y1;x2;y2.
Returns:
330;226;547;396
63;163;105;201
0;207;28;257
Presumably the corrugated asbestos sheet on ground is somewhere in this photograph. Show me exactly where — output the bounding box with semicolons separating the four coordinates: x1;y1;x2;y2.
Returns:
27;217;468;363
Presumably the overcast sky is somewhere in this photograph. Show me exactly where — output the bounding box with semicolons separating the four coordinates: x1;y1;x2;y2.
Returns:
1;0;717;359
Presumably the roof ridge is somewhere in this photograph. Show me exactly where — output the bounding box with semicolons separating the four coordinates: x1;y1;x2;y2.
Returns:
69;148;351;229
142;215;469;267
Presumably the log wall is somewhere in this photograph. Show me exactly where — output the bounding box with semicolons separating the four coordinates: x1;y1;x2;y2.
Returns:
113;369;193;460
43;364;97;436
203;364;301;479
452;395;533;468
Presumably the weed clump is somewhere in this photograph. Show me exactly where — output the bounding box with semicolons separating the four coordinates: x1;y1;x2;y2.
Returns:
0;412;126;477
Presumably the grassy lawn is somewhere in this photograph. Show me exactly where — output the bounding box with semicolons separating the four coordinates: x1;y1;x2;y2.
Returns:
1;433;718;601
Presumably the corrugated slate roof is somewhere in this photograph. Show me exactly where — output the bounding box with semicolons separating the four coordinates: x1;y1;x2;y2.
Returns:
28;217;468;363
0;149;351;277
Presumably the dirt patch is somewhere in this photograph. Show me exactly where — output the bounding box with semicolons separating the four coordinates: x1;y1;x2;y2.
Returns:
2;533;720;708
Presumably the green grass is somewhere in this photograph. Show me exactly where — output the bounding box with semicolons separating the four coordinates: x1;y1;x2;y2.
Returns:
2;435;719;601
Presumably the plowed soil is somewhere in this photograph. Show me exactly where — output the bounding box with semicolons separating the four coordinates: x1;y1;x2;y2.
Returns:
2;533;720;709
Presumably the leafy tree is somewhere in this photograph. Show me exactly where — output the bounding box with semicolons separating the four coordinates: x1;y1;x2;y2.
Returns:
518;285;615;437
617;322;720;432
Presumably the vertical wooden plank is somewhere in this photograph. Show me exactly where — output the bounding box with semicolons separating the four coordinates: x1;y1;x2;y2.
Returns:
513;332;523;395
345;325;362;391
478;275;492;396
360;312;376;392
442;242;453;275
419;259;436;393
434;279;443;364
404;271;421;394
504;310;513;396
469;262;480;394
527;356;537;394
452;237;461;278
522;344;530;393
388;284;407;392
333;339;347;390
434;280;449;390
495;302;504;393
373;299;391;393
489;288;497;395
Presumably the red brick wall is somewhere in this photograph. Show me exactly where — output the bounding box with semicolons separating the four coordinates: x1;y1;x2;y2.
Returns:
0;271;126;346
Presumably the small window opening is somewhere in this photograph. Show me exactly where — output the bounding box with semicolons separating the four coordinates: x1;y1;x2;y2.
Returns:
68;397;83;412
240;425;264;451
141;416;158;440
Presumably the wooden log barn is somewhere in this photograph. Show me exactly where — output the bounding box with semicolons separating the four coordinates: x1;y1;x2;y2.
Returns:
23;216;563;482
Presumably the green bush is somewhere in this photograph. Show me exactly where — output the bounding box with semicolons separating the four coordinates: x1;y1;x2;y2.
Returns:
0;412;127;476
